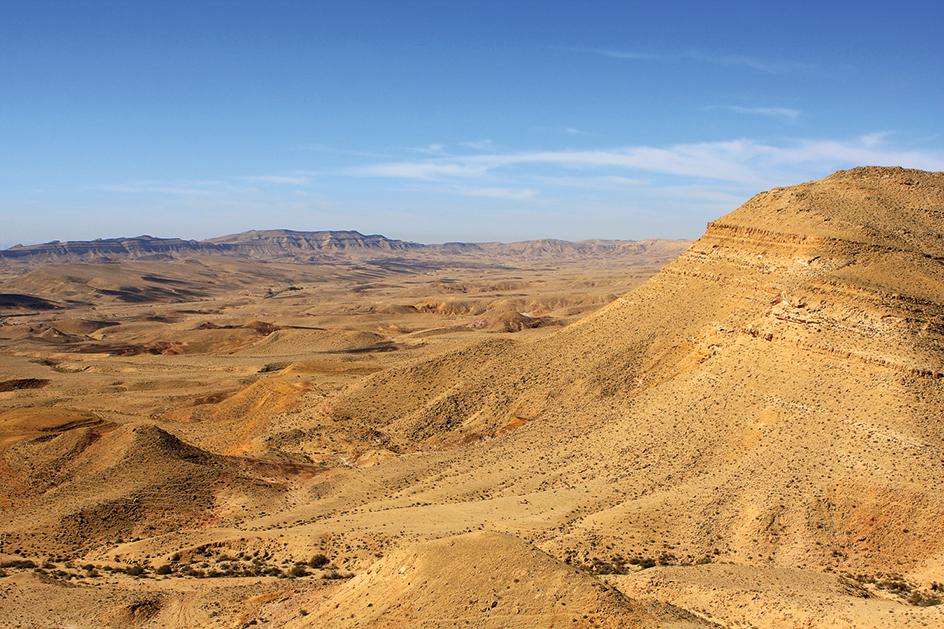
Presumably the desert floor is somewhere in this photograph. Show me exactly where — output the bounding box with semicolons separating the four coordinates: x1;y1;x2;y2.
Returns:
0;212;941;628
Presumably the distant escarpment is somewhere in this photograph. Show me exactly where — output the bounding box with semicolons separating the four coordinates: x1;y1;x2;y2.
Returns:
327;167;944;575
0;229;691;267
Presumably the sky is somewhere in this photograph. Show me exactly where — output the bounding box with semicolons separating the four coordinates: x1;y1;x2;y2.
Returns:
1;0;943;248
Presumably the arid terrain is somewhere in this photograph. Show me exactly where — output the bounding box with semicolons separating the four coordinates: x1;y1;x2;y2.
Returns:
1;166;943;628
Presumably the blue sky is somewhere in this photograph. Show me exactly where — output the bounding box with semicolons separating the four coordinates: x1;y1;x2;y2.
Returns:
2;0;942;247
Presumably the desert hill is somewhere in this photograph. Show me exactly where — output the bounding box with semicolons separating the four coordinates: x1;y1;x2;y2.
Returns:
262;532;718;628
2;167;944;628
0;229;690;267
0;409;312;555
319;167;944;577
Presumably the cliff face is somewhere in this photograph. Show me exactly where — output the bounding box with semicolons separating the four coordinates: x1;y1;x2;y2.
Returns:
1;229;691;267
0;236;219;264
328;167;944;575
0;231;420;266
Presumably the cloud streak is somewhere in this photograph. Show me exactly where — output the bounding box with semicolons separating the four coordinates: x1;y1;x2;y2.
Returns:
348;136;944;191
571;48;817;74
247;175;312;185
716;105;801;121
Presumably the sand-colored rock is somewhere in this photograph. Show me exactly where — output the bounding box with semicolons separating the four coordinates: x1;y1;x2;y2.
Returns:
1;168;943;627
263;532;717;629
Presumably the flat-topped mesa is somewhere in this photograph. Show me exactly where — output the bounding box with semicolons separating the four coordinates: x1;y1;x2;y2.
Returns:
0;228;691;266
205;229;424;257
0;235;216;264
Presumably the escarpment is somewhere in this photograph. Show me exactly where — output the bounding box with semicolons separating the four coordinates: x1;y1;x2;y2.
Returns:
326;167;944;575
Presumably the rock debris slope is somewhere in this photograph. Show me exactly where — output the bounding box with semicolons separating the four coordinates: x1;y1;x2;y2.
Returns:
328;167;944;577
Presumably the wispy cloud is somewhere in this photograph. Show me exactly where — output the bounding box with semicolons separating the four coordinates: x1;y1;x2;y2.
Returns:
454;186;537;200
537;175;650;189
862;131;895;147
294;143;390;158
348;134;944;189
91;181;229;196
571;48;816;74
460;139;494;151
247;175;312;185
715;105;801;121
687;51;817;74
348;162;488;180
405;143;448;156
569;48;659;61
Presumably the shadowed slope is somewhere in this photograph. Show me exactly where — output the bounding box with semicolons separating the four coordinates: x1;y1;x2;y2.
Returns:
0;419;292;554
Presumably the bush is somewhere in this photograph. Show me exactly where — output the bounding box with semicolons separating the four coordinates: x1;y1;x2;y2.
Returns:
125;565;145;576
309;554;329;569
289;564;308;578
908;591;943;607
155;565;173;575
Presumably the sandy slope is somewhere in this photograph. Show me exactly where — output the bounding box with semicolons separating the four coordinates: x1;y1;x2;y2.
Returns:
1;168;944;627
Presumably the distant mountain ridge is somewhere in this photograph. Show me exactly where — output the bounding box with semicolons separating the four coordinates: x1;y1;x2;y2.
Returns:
0;229;691;266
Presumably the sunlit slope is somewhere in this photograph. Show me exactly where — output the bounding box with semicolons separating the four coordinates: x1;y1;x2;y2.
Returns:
265;532;718;629
327;167;944;576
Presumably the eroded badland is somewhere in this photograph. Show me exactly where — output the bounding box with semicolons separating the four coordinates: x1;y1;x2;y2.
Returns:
1;167;943;628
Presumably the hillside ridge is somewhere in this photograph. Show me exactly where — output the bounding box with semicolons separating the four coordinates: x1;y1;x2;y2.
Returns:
0;229;692;266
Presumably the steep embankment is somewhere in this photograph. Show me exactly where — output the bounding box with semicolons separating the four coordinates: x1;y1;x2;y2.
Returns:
326;167;944;578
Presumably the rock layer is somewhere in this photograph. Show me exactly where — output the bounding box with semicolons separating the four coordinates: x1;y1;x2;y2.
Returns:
328;167;944;576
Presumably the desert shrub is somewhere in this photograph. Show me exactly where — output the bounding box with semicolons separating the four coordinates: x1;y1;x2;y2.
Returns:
155;565;173;575
289;564;308;578
322;570;352;580
908;591;943;607
657;552;676;566
125;565;145;576
878;578;911;593
309;554;329;569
